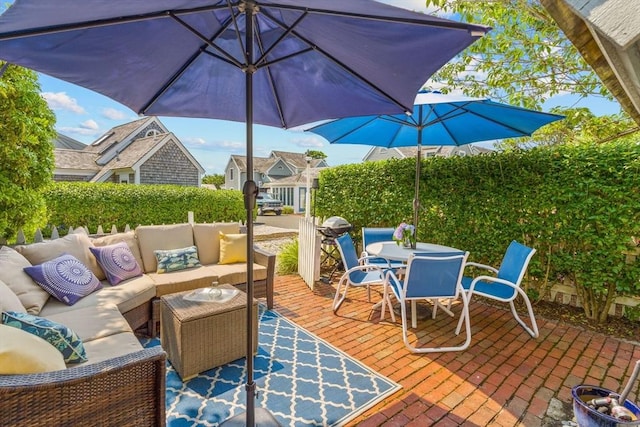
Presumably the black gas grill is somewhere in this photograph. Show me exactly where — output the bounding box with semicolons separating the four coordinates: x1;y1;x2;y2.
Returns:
317;216;353;283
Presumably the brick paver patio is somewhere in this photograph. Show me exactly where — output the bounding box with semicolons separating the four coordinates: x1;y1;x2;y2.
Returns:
272;275;640;426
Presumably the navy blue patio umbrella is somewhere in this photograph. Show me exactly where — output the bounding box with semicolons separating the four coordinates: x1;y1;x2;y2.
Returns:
0;2;489;425
306;91;564;234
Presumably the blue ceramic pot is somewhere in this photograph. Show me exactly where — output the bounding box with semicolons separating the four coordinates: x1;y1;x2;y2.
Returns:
572;385;640;427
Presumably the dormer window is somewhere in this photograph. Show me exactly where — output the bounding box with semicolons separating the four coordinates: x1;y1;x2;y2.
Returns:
91;132;113;146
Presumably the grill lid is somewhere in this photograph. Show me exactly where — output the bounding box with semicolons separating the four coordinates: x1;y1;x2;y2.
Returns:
321;216;351;229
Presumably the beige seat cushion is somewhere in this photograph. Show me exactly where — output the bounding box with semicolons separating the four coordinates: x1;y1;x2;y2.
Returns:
136;223;194;273
0;246;49;314
46;304;133;343
39;274;156;317
92;231;145;272
192;223;240;265
0;278;27;313
0;324;66;373
203;263;268;286
147;266;219;297
14;233;105;281
81;331;144;366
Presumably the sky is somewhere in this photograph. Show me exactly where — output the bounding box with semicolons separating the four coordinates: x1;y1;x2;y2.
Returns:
8;0;624;175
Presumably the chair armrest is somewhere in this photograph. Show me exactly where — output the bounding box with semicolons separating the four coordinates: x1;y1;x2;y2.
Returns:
465;261;498;274
253;245;276;309
0;346;167;427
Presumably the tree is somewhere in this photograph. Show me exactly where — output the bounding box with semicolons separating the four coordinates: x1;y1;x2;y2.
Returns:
499;107;639;150
306;150;327;159
0;63;56;242
425;0;612;109
202;173;225;187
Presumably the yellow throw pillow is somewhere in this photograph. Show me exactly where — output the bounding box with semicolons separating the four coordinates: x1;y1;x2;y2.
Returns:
0;324;66;374
219;232;247;264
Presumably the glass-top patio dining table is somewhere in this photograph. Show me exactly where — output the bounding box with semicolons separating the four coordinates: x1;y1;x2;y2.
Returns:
366;241;464;328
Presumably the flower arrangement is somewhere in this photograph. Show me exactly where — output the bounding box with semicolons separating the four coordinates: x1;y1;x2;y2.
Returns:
393;222;416;248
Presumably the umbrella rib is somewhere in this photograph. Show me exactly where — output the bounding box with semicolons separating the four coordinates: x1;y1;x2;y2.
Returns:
429;104;463;146
253;12;289;128
259;10;412;113
0;4;232;41
263;2;487;33
254;11;308;67
320;116;381;142
170;11;244;69
139;2;245;114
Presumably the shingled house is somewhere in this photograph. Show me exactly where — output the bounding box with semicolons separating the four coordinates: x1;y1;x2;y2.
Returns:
363;145;493;162
53;117;205;186
225;150;329;212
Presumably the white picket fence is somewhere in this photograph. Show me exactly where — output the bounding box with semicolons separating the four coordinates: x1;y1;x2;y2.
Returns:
5;224;134;245
298;216;321;290
3;212;206;245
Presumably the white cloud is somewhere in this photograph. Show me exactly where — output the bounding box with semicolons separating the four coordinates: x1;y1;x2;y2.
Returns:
80;119;99;130
58;119;101;138
289;135;325;149
42;92;86;114
59;125;101;137
101;107;127;120
185;137;245;153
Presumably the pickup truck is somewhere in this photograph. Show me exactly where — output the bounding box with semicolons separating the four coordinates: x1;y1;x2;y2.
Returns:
256;192;283;215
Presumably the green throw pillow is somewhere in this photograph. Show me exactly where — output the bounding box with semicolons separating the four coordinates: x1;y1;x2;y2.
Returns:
154;245;201;274
1;311;87;364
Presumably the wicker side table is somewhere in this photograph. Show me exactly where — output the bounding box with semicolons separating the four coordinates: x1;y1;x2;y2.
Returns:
160;284;258;380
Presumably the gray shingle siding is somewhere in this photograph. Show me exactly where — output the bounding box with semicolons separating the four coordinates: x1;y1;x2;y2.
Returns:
139;142;199;186
53;174;93;182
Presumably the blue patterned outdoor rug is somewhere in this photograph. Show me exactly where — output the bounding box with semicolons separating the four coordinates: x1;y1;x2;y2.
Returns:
140;307;400;426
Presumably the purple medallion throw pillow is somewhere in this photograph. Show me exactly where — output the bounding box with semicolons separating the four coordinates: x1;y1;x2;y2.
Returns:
90;241;143;285
23;254;102;306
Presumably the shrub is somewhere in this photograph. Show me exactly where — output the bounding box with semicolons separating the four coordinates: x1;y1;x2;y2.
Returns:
43;182;245;235
276;239;298;275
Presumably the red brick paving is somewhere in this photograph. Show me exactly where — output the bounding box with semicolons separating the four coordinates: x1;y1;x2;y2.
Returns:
271;275;640;426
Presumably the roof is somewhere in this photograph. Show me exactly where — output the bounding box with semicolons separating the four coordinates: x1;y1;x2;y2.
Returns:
263;167;324;186
542;0;640;124
366;145;492;161
53;133;86;150
54;149;101;170
83;117;151;154
232;151;327;173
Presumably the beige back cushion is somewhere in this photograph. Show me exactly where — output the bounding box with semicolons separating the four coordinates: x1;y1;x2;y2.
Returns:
135;223;194;273
0;246;49;314
92;231;145;272
0;278;27;313
192;223;240;265
14;233;105;281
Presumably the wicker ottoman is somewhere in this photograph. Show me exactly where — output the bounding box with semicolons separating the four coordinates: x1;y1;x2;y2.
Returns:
160;284;258;380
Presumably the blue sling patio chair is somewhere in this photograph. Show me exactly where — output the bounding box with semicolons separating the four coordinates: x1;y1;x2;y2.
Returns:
333;233;385;313
381;251;471;353
361;227;406;271
455;240;539;338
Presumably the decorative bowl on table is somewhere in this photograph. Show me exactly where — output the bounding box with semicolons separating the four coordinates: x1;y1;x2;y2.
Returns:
183;286;239;303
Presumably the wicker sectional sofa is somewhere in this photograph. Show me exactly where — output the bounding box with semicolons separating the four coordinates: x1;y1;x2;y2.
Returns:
0;222;275;426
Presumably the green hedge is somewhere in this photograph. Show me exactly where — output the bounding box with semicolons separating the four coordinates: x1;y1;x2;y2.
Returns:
43;182;245;234
315;141;640;322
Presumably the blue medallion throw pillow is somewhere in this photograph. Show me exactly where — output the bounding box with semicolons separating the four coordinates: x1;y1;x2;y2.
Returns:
154;245;201;274
1;311;87;364
23;254;102;306
90;241;143;286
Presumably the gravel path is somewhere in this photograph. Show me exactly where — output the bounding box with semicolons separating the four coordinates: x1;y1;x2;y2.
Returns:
253;224;297;254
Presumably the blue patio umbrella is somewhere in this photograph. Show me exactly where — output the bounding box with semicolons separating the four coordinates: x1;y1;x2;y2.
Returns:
306;91;565;234
0;2;489;425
